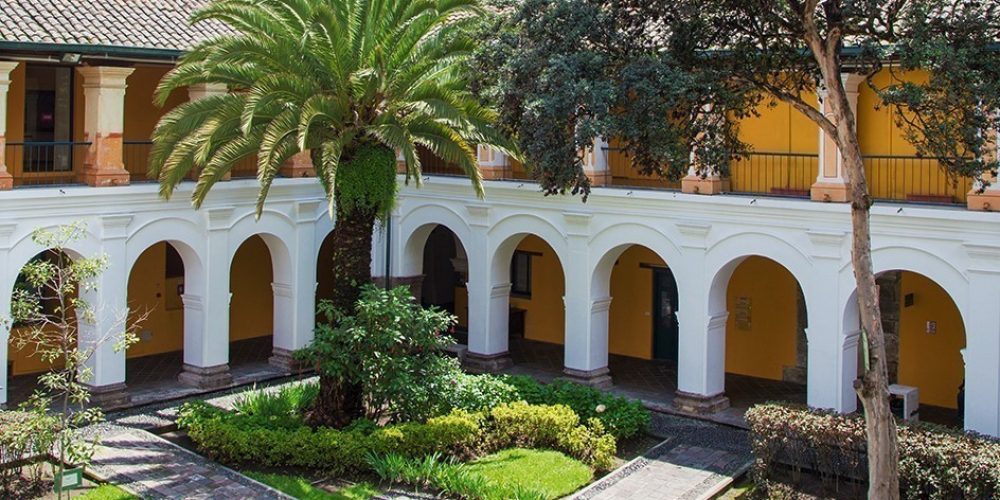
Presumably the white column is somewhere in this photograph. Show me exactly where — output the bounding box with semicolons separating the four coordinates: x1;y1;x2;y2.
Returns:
80;215;132;407
179;207;234;389
0;61;20;190
674;223;730;413
804;231;855;412
811;73;864;202
561;213;611;387
464;207;512;371
187;83;228;101
582;137;610;186
963;244;1000;437
270;201;321;371
0;223;15;407
77;66;134;187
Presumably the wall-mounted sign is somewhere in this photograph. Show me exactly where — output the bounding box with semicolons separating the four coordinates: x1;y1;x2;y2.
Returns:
735;297;752;330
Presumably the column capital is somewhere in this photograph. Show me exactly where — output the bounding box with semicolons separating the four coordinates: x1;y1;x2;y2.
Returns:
677;222;711;249
100;214;134;240
581;137;611;186
294;200;323;223
205;206;235;230
77;66;135;90
0;61;20;86
466;203;492;228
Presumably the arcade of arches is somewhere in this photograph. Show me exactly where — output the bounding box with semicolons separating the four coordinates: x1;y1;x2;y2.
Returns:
414;224;966;426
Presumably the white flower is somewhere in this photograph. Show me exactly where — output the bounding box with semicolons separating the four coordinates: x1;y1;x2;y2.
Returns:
595;404;607;414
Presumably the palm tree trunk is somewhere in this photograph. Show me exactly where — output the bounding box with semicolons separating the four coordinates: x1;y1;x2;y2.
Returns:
307;201;376;427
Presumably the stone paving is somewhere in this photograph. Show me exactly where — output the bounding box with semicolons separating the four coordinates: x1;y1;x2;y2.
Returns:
85;425;291;499
574;413;753;500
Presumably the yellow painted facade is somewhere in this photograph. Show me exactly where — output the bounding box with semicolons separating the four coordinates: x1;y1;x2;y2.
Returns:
511;235;566;345
123;65;184;142
724;257;800;381
229;236;275;341
897;271;966;409
608;246;662;360
7;238;275;376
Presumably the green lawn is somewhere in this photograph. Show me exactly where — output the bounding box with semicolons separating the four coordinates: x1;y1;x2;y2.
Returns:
246;471;377;500
466;448;592;499
76;484;137;500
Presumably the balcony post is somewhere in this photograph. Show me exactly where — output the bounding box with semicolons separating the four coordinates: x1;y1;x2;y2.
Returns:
967;123;1000;211
77;66;134;187
0;61;20;190
477;145;509;180
582;137;610;186
682;104;727;195
811;73;864;202
279;150;315;178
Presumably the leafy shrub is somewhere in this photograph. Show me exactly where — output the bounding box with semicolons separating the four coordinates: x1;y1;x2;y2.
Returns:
232;382;319;419
484;402;616;470
366;452;547;500
178;401;481;475
505;376;650;441
746;403;1000;499
436;372;521;413
0;410;60;492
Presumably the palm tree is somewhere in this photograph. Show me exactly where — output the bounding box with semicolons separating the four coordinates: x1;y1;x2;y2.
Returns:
150;0;516;426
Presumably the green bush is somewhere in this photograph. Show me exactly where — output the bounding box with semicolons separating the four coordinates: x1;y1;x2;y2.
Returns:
505;376;650;441
484;402;616;470
437;372;521;413
0;409;60;492
746;402;1000;499
178;401;482;474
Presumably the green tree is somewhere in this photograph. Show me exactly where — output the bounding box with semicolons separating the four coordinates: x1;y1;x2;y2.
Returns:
7;222;142;499
150;0;516;426
475;0;1000;496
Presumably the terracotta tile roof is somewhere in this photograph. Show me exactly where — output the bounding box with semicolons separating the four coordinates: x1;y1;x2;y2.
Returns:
0;0;231;53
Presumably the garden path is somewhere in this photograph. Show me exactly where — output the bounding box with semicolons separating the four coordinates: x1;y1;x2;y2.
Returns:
573;413;752;500
82;424;292;499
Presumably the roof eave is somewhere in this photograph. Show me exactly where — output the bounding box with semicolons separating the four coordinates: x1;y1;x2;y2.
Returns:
0;40;184;61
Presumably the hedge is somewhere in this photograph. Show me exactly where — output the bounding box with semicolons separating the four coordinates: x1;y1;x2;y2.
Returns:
178;400;617;473
746;403;1000;499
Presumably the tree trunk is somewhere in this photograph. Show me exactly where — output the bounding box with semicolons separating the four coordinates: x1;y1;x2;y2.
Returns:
306;200;376;427
824;72;901;499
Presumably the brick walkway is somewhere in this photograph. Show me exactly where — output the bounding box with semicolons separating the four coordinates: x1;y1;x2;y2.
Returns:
85;425;291;499
574;413;753;500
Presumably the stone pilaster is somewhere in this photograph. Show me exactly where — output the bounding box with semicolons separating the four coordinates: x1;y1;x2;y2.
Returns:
477;145;510;180
463;351;513;373
811;73;864;202
582;138;611;186
561;367;613;389
77;66;135;187
673;391;731;414
0;61;20;190
178;363;233;390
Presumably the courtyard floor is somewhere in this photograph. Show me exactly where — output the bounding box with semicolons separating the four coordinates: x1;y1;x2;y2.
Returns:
5;336;287;409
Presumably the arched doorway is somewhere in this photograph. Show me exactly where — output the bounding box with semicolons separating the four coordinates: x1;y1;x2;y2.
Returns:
603;245;680;394
874;270;966;426
229;235;275;372
5;250;77;406
719;256;808;409
503;234;566;373
420;225;469;340
124;242;187;396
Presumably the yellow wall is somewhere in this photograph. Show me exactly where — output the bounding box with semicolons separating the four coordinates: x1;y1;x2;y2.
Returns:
510;235;565;345
724;256;800;380
897;272;965;409
126;242;185;358
739;96;819;153
124;65;183;141
229;235;275;341
857;70;927;157
6;63;25;143
607;246;663;359
455;285;469;329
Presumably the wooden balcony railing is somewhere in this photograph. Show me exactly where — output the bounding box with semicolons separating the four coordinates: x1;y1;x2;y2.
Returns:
5;141;89;187
605;147;682;190
124;140;154;182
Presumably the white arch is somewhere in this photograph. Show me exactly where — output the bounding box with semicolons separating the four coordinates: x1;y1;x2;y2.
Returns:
587;223;685;298
398;204;473;277
227;210;296;285
126;217;207;293
706;231;813;318
487;213;568;286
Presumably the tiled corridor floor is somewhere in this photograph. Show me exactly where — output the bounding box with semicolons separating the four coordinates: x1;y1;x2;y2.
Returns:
5;336;284;408
506;337;959;428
